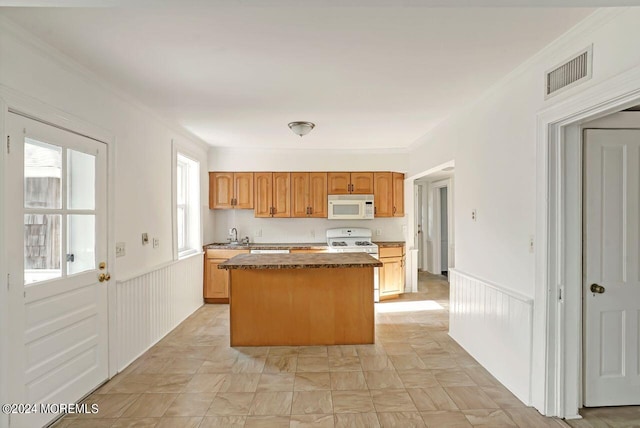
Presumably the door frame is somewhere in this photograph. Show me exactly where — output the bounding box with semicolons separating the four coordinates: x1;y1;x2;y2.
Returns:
533;65;640;418
0;86;118;426
431;178;453;276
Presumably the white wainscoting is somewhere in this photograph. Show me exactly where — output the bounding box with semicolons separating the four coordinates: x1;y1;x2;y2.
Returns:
116;253;203;370
449;269;533;405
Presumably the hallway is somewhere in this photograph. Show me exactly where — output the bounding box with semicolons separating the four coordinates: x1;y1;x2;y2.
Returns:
55;273;568;427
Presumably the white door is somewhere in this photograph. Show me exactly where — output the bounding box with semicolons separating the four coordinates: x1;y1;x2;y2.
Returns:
6;112;109;427
584;129;640;406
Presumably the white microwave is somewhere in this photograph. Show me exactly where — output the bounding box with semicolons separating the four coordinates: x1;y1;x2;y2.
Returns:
328;194;375;220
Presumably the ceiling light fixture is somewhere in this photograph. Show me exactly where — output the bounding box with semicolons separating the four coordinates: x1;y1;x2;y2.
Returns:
288;121;315;137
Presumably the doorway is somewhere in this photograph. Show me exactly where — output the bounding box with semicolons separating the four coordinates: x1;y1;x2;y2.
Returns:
5;111;110;427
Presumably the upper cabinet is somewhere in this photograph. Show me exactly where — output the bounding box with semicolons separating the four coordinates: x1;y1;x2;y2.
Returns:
374;172;404;217
292;172;328;218
327;172;374;194
255;172;291;218
209;172;254;209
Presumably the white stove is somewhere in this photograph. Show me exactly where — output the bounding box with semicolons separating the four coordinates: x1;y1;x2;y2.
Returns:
326;228;380;301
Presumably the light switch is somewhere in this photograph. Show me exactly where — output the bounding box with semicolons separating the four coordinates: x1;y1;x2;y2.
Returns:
116;242;126;257
153;238;159;248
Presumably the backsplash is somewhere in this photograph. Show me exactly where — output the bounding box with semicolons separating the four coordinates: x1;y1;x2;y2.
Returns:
211;210;407;244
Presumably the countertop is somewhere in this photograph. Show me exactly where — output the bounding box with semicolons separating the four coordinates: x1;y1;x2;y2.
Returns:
204;241;405;250
218;252;383;270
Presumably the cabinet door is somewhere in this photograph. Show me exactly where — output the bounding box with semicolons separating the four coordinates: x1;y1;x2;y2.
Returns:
351;172;374;194
254;172;273;218
204;258;230;299
272;172;291;217
308;172;328;217
392;172;404;217
379;256;403;297
291;172;309;218
234;172;254;209
210;172;234;209
327;172;350;194
374;172;393;217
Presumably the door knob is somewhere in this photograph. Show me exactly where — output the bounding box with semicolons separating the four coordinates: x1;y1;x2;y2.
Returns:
98;273;111;283
590;283;605;294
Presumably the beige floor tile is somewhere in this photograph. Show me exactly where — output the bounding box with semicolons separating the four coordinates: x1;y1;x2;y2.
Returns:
330;371;368;390
182;374;226;393
421;353;461;370
162;393;215;417
297;356;330;372
218;373;260;392
377;411;426;427
408;387;459;411
206;392;254;415
331;390;376;413
328;356;362;371
56;418;118;427
198;415;246;427
231;356;266;373
398;369;439;388
131;357;172;374
421;410;473;427
444;386;500;410
463;409;517;427
328;345;358;358
256;373;295;392
292;391;333;414
106;375;159;394
298;346;328;356
364;370;405;389
360;355;395;371
162;358;204;374
146;374;192;394
234;346;270;358
480;385;526;409
154;417;202;428
294;372;331;391
383;343;417;355
263;355;298;373
334;412;380;428
463;366;501;387
248;391;293;416
290;413;335;427
434;369;477;387
244;415;290;427
504;407;564;427
122;393;178;418
111;418;159;427
267;346;299;357
389;354;428;370
371;389;418;412
198;358;237;374
356;344;387;357
78;393;140;418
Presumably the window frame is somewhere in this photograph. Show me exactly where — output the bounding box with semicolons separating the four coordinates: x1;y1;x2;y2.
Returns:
173;146;202;260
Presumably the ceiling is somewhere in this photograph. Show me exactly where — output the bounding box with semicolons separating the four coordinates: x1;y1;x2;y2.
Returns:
0;4;599;150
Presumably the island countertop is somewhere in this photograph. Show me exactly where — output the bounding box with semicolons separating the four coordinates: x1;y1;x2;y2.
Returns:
218;252;383;270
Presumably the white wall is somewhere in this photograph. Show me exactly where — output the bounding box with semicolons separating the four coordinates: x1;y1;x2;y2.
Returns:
406;8;640;407
208;146;409;243
0;18;212;280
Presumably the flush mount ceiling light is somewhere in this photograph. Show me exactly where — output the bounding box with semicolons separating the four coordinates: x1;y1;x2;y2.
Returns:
288;121;315;137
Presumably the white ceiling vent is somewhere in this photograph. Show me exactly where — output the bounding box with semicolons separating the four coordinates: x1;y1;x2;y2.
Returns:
545;46;592;99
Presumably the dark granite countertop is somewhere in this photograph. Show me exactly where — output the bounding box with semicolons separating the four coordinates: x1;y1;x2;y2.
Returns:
218;253;383;270
373;241;406;247
204;242;328;250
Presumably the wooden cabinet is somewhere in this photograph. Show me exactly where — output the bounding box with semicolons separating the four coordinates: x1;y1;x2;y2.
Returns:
379;245;405;300
291;172;328;217
374;172;404;217
254;172;291;218
327;172;374;194
392;172;405;217
204;248;249;302
209;172;254;209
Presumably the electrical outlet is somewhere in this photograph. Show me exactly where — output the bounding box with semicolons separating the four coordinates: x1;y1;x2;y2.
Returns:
529;235;535;253
153;238;159;248
471;209;477;221
375;229;382;236
116;242;126;257
142;233;149;245
254;229;262;237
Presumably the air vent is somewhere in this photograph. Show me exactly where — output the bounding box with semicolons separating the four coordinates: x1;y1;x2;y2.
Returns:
545;46;592;99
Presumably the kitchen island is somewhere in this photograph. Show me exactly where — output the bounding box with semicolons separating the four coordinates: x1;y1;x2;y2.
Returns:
219;252;382;346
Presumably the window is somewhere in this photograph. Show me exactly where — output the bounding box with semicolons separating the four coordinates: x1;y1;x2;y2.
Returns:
175;153;200;258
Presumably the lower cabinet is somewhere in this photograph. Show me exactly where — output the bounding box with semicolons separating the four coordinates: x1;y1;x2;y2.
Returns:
379;245;405;300
204;249;249;303
289;248;328;254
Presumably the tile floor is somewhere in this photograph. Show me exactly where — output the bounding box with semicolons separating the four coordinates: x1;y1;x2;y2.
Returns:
54;272;572;427
565;406;640;428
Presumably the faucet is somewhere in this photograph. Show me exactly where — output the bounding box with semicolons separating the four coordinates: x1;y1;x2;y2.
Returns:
230;228;238;243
